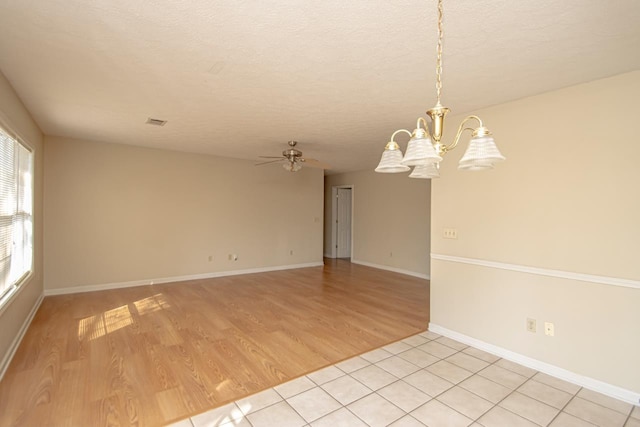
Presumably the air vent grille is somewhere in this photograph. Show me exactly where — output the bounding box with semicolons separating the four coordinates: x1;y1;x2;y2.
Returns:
146;117;167;126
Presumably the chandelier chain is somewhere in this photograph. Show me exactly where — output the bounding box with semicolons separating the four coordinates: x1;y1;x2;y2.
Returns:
435;0;444;105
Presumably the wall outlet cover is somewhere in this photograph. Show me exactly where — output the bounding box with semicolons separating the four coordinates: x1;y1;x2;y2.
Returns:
544;322;555;337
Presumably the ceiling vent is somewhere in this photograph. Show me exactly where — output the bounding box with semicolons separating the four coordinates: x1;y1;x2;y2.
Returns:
146;117;167;126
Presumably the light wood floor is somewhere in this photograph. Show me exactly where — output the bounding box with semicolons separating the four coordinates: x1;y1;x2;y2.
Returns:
0;259;429;426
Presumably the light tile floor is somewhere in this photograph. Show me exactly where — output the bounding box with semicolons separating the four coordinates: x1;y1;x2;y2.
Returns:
170;331;640;427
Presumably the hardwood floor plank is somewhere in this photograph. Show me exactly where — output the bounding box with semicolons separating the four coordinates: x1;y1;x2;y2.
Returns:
0;259;429;426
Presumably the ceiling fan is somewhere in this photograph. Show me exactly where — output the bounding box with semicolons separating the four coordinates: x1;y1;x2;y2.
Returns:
256;141;331;172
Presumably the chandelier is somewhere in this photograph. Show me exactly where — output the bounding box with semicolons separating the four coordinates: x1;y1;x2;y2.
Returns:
375;0;505;179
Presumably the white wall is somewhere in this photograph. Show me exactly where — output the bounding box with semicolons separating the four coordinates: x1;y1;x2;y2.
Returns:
430;71;640;396
44;136;324;291
0;72;44;372
324;169;430;278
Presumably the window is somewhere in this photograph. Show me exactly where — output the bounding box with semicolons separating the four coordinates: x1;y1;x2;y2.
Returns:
0;126;33;304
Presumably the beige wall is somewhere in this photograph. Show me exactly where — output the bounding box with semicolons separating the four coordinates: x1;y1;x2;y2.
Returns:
431;71;640;393
0;72;44;368
324;170;430;277
44;137;324;290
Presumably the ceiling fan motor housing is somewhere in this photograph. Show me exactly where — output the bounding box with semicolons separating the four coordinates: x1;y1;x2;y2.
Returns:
283;148;302;159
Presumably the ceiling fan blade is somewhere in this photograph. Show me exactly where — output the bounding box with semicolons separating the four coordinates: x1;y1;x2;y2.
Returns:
255;159;285;166
301;158;332;170
258;156;284;159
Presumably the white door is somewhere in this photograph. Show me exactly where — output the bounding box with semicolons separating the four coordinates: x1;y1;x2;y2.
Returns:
336;188;352;258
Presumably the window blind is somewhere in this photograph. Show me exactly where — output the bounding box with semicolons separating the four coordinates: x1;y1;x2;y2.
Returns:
0;127;33;302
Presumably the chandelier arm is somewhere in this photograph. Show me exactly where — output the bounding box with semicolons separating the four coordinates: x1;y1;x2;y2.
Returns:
391;129;413;141
463;115;484;127
384;129;412;150
443;115;484;152
416;117;427;130
416;117;432;137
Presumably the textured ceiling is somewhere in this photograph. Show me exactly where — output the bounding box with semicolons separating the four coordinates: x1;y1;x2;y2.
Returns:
0;0;639;174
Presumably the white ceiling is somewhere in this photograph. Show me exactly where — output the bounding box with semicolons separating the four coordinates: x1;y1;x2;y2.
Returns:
0;0;639;174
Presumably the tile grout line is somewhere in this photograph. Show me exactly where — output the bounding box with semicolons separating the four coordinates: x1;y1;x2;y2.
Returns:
421;347;502;425
310;334;444;426
473;352;555;426
357;340;495;425
434;346;541;425
544;391;596;427
571;390;637;418
275;378;320;426
332;364;407;425
379;336;528;425
451;350;576;419
223;401;256;427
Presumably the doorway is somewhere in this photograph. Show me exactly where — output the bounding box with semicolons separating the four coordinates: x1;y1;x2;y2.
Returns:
331;185;353;259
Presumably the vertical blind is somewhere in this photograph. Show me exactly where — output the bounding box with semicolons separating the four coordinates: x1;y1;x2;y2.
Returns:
0;127;33;301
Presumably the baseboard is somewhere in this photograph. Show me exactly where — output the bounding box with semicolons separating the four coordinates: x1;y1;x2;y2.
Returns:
428;323;640;405
351;259;429;280
44;262;325;296
0;292;44;381
323;253;333;259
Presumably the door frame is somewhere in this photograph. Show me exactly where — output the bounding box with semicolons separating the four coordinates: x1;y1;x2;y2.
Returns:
330;185;354;259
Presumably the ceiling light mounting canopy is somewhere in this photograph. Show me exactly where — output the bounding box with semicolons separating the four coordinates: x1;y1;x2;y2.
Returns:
375;0;505;179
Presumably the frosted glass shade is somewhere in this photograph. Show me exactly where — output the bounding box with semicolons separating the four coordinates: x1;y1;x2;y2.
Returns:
409;163;440;179
401;135;442;166
458;161;494;171
375;148;410;173
458;135;505;170
283;161;302;172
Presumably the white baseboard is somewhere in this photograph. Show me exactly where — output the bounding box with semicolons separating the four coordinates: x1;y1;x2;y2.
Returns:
428;323;640;405
351;259;429;280
0;292;44;381
44;262;325;296
323;253;333;259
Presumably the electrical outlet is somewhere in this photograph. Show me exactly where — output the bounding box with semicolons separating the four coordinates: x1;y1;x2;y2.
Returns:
544;322;554;336
443;228;458;239
233;254;238;261
526;318;536;333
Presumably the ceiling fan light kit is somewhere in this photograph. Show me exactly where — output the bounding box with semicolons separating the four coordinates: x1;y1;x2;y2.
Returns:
283;161;303;172
375;0;505;179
